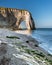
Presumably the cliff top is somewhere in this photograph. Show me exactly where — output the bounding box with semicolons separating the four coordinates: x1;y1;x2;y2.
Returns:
0;7;28;12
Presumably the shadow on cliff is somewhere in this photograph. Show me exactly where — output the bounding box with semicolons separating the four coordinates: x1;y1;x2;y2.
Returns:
0;9;19;30
0;13;5;21
6;9;17;29
0;13;6;27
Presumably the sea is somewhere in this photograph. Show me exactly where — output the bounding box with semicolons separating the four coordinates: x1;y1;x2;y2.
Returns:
15;28;52;54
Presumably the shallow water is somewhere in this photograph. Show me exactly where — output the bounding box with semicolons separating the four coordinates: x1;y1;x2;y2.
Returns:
31;29;52;54
15;28;52;54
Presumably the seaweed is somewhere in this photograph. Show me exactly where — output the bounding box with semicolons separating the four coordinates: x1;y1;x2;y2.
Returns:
6;36;20;39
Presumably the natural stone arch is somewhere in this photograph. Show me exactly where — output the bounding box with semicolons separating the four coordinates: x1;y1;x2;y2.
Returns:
0;7;35;30
16;17;31;30
15;11;35;30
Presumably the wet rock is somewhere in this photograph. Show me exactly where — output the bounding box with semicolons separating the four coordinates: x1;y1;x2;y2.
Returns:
0;43;7;55
0;56;11;65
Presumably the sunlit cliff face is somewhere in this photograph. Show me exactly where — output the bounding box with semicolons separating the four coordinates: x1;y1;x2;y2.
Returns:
0;7;35;30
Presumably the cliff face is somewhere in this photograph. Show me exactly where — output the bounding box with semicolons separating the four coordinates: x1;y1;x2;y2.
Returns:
0;7;35;30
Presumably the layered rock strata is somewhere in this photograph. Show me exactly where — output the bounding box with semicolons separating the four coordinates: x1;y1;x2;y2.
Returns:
0;7;35;30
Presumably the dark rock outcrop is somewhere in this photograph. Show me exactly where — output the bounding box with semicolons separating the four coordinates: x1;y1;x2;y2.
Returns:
0;7;35;30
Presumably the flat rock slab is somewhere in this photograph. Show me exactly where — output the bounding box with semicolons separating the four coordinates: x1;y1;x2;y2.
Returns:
0;28;51;65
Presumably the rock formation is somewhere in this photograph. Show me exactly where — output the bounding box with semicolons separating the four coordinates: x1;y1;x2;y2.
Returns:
0;7;35;30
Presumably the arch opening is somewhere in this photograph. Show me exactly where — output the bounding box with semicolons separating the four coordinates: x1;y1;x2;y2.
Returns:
19;21;27;30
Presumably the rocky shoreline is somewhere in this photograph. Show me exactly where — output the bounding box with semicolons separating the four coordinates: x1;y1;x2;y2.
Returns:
0;28;52;65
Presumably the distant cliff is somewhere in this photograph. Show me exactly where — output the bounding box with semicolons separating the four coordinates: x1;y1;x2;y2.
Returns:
0;7;35;30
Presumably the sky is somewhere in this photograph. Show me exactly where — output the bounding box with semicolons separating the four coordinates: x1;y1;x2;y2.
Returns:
0;0;52;28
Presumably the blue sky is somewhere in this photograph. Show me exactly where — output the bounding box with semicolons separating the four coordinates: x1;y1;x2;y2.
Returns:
0;0;52;28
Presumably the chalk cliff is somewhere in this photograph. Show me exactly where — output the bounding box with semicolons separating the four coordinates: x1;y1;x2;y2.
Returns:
0;7;35;30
